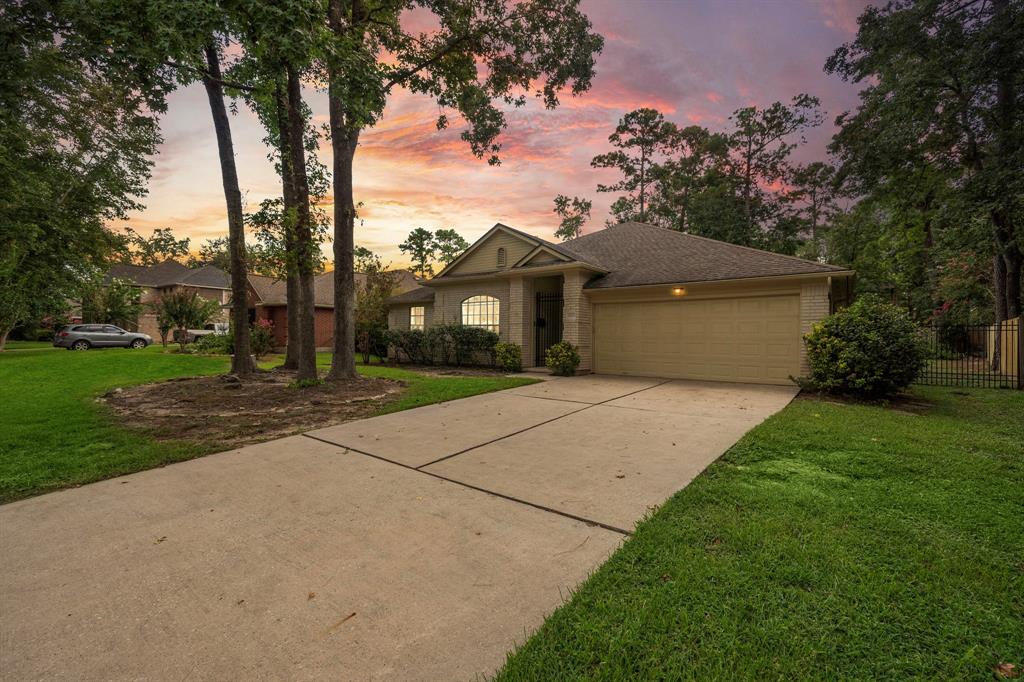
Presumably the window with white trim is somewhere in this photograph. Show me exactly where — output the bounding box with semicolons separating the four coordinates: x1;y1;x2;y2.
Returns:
409;306;425;330
497;247;507;267
461;295;500;332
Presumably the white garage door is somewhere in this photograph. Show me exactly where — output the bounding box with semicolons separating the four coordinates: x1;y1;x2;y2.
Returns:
593;295;801;385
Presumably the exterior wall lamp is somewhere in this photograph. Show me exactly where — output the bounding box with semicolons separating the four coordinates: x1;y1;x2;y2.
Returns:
671;286;687;297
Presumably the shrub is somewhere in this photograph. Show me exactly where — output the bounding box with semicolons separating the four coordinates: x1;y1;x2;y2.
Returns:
494;342;523;372
803;294;926;398
356;322;387;364
249;319;275;359
194;332;233;355
386;324;499;366
386;329;428;364
545;341;581;376
24;327;53;342
445;324;499;366
423;326;451;365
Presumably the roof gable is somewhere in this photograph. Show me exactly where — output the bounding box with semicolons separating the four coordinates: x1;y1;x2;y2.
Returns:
514;244;573;268
436;224;544;278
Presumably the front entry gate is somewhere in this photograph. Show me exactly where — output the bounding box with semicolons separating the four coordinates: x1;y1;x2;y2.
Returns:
535;292;563;365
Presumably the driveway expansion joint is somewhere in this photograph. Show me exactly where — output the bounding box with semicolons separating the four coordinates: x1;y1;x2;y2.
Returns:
302;380;674;536
301;432;633;536
415;379;671;469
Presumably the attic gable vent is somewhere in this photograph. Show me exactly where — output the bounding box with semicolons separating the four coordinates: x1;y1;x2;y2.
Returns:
497;247;507;267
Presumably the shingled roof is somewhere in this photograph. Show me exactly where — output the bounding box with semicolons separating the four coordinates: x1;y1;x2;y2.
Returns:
558;222;849;289
106;260;232;289
388;286;435;305
386;221;850;306
253;269;421;308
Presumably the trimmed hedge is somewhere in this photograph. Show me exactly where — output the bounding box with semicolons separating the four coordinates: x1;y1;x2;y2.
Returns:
386;324;499;366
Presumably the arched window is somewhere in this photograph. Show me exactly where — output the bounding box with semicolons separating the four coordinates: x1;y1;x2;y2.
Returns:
461;295;500;332
497;247;507;267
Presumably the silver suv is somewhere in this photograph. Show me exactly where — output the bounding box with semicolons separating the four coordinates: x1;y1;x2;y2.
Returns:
54;324;152;351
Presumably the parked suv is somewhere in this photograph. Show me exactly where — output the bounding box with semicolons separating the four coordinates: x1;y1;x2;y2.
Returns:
53;324;152;351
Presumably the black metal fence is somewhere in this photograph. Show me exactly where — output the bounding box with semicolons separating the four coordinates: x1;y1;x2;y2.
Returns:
916;318;1022;389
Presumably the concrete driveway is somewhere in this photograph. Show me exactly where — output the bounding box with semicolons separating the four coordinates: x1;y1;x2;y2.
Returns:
0;376;796;681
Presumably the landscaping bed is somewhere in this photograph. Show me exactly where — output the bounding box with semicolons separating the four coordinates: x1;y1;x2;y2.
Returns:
102;370;404;447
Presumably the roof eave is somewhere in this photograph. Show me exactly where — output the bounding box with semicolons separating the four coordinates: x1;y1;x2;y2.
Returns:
584;269;855;291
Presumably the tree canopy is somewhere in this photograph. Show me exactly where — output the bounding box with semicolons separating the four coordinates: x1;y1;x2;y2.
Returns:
0;1;161;349
826;0;1023;321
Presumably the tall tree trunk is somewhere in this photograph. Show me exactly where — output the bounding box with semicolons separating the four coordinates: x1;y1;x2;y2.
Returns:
284;66;318;381
0;327;10;352
273;80;301;370
326;0;360;381
201;43;253;377
326;131;359;380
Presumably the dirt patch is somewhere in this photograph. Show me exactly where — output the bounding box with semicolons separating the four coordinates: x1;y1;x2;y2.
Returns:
796;390;934;415
102;370;404;447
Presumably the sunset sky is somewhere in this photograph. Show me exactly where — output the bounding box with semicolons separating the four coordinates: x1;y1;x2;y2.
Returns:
119;0;871;269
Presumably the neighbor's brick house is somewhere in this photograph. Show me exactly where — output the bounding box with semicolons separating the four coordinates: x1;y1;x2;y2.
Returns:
387;222;853;385
251;270;420;349
109;261;419;349
106;260;232;338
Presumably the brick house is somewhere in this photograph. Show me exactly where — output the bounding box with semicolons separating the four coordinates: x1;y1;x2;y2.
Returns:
251;270;420;349
106;260;231;338
387;221;854;385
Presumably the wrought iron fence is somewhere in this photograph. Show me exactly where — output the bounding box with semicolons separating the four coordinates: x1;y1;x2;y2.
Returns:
916;317;1022;389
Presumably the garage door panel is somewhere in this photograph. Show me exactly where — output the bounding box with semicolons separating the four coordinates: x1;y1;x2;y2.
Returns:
594;296;800;386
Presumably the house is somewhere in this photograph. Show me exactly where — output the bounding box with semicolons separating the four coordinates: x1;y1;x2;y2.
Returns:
108;260;420;348
106;260;231;337
251;269;420;349
386;221;854;385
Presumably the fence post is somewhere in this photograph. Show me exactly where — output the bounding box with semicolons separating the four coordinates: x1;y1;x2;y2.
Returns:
1011;315;1019;385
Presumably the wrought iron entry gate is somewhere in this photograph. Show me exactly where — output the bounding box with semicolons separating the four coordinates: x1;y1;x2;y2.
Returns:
535;293;563;365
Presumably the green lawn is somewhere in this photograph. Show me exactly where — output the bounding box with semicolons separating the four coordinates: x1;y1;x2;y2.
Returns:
497;387;1024;681
0;346;534;503
2;340;57;350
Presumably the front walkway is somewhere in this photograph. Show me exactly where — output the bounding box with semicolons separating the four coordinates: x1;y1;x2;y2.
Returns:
0;376;796;680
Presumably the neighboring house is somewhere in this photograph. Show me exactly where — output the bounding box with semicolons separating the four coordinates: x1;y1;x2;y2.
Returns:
106;260;231;338
387;221;854;385
250;269;420;349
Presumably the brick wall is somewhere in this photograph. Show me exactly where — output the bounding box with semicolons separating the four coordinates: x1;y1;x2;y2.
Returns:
432;281;511;341
508;277;533;365
799;280;831;375
387;303;434;331
562;270;594;372
257;305;335;350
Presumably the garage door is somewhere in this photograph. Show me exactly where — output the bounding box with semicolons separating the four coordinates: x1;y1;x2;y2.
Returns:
593;295;800;385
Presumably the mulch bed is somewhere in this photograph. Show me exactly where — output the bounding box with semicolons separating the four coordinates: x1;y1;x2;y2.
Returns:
101;369;404;447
